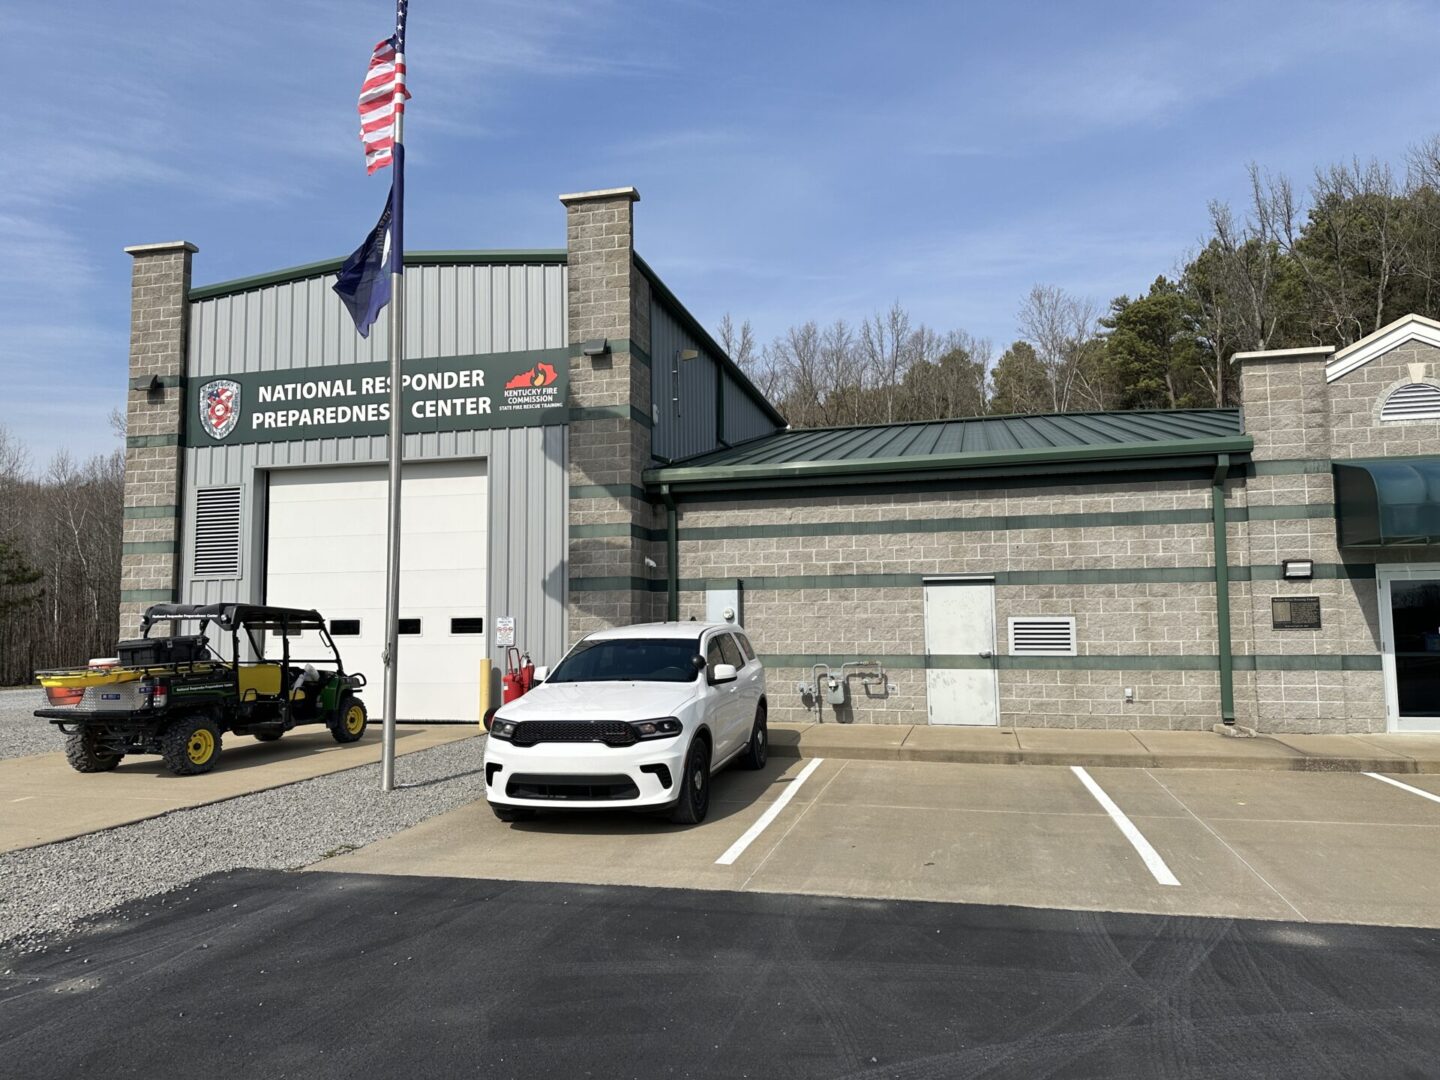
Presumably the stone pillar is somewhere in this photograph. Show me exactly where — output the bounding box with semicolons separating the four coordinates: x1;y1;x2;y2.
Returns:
561;187;660;634
119;241;197;639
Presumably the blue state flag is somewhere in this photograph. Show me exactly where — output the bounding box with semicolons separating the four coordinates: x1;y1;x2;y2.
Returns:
333;145;405;338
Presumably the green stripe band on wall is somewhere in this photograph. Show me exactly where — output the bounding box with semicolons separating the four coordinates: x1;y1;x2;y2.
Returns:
569;523;667;541
569;576;664;592
569;404;653;428
123;505;179;519
126;434;180;448
757;652;1383;672
121;589;177;602
1251;459;1332;476
569;484;648;502
564;563;1377;592
122;541;178;555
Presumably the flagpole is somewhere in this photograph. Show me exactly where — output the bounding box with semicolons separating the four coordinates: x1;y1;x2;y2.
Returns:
380;19;406;794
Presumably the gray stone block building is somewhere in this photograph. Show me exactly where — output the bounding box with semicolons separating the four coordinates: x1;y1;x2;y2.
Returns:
120;188;1440;733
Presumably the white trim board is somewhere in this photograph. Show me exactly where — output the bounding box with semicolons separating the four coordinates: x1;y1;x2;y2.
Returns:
1327;314;1440;383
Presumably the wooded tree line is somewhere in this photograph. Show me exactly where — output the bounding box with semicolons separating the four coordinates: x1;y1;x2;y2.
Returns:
723;137;1440;425
0;426;124;684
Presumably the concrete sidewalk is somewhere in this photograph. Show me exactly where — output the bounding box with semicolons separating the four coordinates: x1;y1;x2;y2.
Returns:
768;722;1440;773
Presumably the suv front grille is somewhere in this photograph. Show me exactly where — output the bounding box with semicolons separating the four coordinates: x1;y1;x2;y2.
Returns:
510;720;636;748
505;774;641;801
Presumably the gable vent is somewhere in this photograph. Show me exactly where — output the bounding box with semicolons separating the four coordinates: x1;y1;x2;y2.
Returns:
1381;383;1440;422
1009;616;1076;657
193;487;242;577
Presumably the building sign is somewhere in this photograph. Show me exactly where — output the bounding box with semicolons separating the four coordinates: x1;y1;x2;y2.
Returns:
188;348;568;446
1271;597;1322;630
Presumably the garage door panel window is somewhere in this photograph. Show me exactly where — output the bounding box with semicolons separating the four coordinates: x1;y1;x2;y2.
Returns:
398;619;422;635
450;617;484;634
330;619;361;636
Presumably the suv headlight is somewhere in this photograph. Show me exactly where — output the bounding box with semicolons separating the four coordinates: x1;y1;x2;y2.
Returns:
628;718;681;740
490;718;518;740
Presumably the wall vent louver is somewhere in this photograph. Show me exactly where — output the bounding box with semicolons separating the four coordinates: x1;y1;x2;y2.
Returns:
192;487;242;577
1009;616;1077;657
1380;383;1440;422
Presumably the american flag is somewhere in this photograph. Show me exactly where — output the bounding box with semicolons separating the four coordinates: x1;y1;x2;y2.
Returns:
357;0;410;174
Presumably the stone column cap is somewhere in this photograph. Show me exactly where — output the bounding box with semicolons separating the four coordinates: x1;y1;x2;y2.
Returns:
124;241;199;256
1229;345;1334;366
559;186;640;206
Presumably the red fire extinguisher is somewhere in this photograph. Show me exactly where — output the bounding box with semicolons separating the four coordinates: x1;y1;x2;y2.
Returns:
501;648;537;704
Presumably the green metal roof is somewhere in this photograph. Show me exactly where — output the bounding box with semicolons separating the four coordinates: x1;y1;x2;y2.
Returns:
1334;458;1440;546
646;408;1250;490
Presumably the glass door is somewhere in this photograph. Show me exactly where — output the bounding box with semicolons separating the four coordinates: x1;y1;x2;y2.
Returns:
1379;567;1440;732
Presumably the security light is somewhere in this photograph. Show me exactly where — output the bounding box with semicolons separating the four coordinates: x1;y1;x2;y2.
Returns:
580;338;609;357
1282;559;1313;580
678;349;699;362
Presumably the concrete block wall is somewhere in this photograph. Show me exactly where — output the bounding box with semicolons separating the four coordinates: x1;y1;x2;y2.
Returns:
561;188;665;634
670;479;1233;729
119;241;196;639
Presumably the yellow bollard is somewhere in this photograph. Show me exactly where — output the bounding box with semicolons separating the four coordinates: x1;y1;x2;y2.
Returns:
477;657;492;732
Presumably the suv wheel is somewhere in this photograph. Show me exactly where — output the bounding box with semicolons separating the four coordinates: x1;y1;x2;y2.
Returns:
329;697;368;744
64;730;122;773
670;735;712;824
160;714;222;776
741;704;768;770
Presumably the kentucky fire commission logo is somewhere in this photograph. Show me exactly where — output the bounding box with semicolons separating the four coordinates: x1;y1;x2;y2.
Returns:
499;361;562;413
199;379;241;440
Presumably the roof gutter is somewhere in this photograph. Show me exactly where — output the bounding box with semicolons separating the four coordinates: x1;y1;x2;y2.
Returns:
644;436;1255;492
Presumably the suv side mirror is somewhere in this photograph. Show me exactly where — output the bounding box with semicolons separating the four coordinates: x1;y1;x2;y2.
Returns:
532;665;549;683
711;663;738;685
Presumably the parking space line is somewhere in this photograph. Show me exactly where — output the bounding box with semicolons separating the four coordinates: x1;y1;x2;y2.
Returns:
1071;766;1180;887
716;758;825;866
1365;772;1440;806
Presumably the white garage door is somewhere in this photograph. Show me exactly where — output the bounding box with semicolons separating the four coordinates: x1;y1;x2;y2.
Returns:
265;460;487;721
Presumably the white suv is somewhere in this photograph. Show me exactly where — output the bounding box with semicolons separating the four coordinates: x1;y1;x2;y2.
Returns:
483;622;767;824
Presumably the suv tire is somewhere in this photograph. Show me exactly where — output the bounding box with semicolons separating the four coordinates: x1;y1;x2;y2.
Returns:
160;713;222;776
64;730;122;773
740;704;768;770
670;734;712;824
329;697;368;744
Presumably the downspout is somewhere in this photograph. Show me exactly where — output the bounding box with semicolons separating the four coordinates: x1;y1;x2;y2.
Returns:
660;484;679;621
714;358;729;448
1211;454;1236;724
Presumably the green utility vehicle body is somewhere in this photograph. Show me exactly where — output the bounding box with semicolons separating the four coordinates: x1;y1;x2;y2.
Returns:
35;603;369;775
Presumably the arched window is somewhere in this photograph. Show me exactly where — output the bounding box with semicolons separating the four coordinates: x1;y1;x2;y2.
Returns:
1380;383;1440;422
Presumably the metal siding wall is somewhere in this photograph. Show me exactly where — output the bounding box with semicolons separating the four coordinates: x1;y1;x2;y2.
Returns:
648;297;781;460
650;299;720;461
183;262;572;671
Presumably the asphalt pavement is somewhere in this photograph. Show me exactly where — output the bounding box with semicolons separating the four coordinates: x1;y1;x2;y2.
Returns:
1;868;1437;1080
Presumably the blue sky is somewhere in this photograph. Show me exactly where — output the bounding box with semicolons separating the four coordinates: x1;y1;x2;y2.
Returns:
6;0;1440;464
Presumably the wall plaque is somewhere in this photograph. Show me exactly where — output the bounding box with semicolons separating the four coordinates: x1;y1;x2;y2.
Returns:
1271;597;1322;630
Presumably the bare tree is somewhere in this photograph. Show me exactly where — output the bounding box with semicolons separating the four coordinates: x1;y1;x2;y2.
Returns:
1016;285;1102;412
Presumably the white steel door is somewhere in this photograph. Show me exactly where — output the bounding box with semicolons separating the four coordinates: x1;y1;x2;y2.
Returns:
1378;564;1440;732
923;579;999;726
265;460;487;722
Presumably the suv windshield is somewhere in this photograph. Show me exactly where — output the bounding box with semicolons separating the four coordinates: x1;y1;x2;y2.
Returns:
548;637;702;683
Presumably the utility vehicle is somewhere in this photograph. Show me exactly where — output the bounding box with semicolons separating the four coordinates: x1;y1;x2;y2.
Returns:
35;603;368;775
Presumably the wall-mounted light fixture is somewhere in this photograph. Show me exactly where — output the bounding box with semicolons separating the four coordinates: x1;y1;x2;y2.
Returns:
580;338;610;359
1282;559;1314;580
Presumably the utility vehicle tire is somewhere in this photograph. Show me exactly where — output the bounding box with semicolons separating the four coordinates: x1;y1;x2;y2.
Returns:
160;713;222;776
491;804;536;823
670;734;712;825
253;732;283;742
330;697;368;744
64;730;122;773
740;703;768;771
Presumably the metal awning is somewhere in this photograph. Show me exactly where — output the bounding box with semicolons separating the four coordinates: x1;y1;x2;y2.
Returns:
1334;458;1440;546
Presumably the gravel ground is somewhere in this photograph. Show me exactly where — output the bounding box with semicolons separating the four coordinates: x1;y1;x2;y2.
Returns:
0;734;486;951
0;688;57;760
